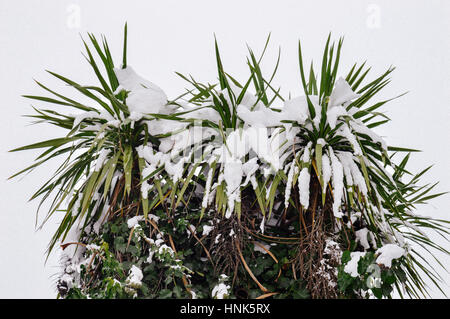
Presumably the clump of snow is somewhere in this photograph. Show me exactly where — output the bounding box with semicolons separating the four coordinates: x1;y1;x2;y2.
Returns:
355;228;371;250
281;96;310;124
212;283;230;299
202;168;214;208
284;163;296;208
328;148;344;218
317;138;326;146
321;153;332;193
126;265;143;288
202;224;214;236
326;105;347;129
165;158;186;183
157;244;175;257
223;158;243;218
141;180;151;199
237;104;285;128
328;77;360;107
211;274;230;299
344;251;366;277
92;194;112;234
114;66;168;115
298;167;311;208
301;142;312;163
376;244;405;267
241;157;259;189
127;216;144;229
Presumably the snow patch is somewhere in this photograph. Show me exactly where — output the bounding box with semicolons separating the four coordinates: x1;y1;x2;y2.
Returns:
376;244;405;268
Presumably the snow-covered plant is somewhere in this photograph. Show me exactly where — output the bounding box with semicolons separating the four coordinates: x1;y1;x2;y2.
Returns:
11;26;449;299
212;274;231;299
9;26;182;257
165;36;450;298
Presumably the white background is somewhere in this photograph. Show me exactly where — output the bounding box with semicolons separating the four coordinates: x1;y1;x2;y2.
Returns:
0;0;449;298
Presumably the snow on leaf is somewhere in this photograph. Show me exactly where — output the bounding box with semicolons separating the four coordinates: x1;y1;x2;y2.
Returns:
127;216;144;229
355;228;371;250
114;66;168;115
376;244;405;268
322;152;332;194
298;167;311;209
126;265;143;288
344;251;366;277
328;77;360;107
328;148;344;218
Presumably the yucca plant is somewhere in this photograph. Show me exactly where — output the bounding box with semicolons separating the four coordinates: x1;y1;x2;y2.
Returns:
10;26;449;299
